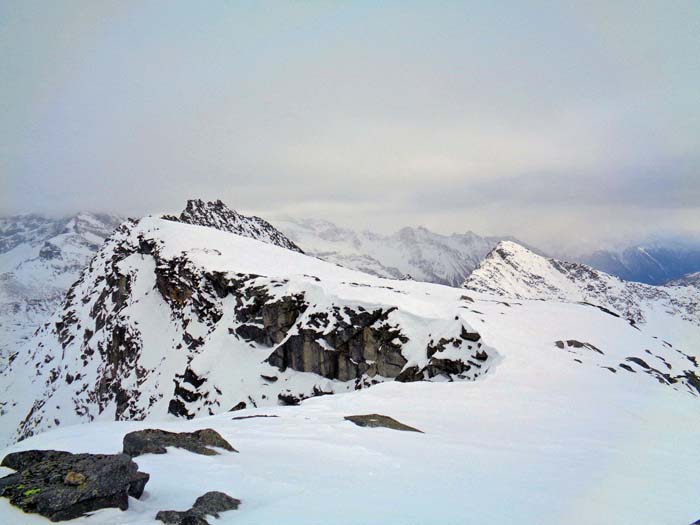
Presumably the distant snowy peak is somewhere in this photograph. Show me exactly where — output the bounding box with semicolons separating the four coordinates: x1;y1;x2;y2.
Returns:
163;199;303;253
272;216;520;286
464;241;700;325
0;212;121;254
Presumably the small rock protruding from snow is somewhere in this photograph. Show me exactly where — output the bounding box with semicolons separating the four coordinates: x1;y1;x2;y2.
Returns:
122;428;237;457
156;490;241;525
344;414;424;433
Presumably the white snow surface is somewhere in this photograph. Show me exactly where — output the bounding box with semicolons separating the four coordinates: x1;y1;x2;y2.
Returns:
1;296;699;524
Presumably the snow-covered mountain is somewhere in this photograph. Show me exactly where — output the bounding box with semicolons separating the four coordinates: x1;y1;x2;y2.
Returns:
1;204;699;448
0;213;122;365
0;201;305;369
1;219;700;524
0;211;498;445
464;241;700;327
271;216;521;286
578;241;700;285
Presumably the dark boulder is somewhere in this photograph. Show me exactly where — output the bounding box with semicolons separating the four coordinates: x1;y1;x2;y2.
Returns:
123;428;237;457
156;490;241;525
344;414;423;433
0;449;148;522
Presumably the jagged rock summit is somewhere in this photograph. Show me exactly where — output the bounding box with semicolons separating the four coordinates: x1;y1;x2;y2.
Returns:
163;199;303;253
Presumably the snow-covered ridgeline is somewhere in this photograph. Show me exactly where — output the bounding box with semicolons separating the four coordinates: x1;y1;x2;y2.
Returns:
464;241;700;327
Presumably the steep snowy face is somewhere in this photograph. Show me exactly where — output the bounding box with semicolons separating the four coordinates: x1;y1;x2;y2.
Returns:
272;216;515;286
164;199;303;253
0;213;122;363
464;241;700;325
0;217;498;445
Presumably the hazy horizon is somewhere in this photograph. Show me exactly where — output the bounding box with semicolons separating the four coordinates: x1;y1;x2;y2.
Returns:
2;1;699;253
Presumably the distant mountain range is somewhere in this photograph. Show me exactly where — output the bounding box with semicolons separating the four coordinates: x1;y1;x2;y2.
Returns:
577;242;700;285
271;216;525;286
0;212;122;364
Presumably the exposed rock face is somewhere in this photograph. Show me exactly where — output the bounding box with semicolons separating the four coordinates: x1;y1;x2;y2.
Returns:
123;428;236;457
265;305;409;382
0;450;148;521
156;490;241;525
163;199;303;253
344;414;423;433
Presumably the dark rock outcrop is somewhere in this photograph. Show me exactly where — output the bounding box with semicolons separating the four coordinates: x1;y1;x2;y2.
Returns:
122;428;237;457
0;449;148;521
344;414;424;433
156;490;241;525
163;198;303;254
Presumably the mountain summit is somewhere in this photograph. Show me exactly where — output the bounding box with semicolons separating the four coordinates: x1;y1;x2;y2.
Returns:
164;199;303;253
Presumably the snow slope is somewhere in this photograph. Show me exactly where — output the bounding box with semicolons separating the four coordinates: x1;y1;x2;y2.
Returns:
0;213;122;364
271;216;520;285
464;241;700;327
1;294;699;524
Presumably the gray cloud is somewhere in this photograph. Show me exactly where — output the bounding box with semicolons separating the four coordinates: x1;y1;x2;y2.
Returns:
1;1;699;252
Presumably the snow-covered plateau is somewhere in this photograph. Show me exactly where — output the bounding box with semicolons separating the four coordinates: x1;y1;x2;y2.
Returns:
1;202;699;524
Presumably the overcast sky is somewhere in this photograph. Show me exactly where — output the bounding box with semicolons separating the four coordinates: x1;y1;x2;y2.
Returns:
1;1;699;252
